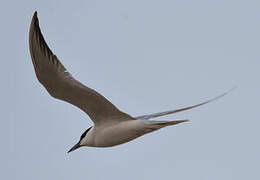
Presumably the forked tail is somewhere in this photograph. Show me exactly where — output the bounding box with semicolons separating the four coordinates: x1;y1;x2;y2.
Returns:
142;119;189;134
150;119;189;126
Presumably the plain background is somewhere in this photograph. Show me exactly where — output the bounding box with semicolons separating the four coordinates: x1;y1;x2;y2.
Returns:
1;0;259;179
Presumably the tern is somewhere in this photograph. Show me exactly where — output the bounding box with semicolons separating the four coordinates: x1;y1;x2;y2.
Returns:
29;12;233;153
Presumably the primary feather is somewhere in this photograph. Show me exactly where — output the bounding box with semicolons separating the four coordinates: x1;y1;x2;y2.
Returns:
29;12;133;124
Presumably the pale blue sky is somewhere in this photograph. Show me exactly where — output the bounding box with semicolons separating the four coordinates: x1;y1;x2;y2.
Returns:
1;0;260;179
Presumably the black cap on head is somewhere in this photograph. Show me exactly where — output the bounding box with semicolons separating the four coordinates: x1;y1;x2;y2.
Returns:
80;127;92;141
67;127;92;153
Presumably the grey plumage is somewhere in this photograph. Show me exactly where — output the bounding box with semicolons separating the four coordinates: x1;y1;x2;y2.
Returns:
29;11;233;152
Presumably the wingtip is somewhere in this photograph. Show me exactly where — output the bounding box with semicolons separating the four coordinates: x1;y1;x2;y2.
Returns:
32;11;38;20
180;119;189;123
215;86;237;100
229;86;238;92
31;11;39;27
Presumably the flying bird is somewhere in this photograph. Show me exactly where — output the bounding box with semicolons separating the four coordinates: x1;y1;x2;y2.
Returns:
29;12;233;153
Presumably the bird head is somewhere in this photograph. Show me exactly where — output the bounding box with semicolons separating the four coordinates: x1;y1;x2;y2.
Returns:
67;127;92;153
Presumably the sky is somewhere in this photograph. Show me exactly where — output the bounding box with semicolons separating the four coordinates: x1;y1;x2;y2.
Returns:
1;0;260;179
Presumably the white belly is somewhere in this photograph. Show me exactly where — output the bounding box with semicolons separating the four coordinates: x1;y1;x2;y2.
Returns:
84;120;155;147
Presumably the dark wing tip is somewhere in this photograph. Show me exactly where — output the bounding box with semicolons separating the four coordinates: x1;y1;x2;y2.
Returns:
29;11;41;58
31;11;39;29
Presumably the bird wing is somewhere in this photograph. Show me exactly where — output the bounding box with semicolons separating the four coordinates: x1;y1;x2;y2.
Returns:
135;88;235;120
29;12;133;124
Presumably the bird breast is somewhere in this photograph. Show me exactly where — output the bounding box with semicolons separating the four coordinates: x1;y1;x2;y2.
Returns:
84;120;151;147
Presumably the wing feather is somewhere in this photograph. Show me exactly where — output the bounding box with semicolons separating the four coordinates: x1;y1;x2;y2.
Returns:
135;88;235;120
29;12;133;124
